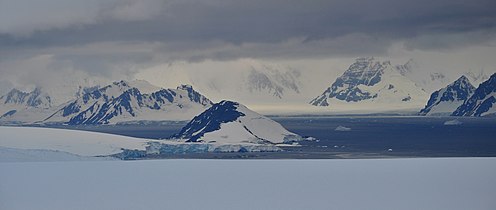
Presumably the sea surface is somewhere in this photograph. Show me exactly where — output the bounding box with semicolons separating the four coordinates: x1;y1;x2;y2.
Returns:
273;116;496;157
51;116;496;158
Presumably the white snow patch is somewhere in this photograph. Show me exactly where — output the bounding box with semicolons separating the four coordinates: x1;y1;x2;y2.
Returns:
444;119;463;125
335;125;352;131
304;136;317;141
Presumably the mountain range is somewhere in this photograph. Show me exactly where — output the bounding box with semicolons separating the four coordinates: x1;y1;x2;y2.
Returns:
1;57;494;123
0;80;212;125
0;88;54;123
133;59;308;108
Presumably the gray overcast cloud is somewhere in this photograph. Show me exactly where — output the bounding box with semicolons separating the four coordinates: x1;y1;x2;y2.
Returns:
1;0;496;81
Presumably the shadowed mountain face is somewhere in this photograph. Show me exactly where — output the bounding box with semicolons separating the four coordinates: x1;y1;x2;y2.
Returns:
420;76;475;116
453;73;496;117
173;101;245;142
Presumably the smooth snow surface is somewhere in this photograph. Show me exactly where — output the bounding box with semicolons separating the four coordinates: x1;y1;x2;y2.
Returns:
1;158;495;210
0;126;149;156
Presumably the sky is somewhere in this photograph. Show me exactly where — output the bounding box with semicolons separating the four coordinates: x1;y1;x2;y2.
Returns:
1;0;496;92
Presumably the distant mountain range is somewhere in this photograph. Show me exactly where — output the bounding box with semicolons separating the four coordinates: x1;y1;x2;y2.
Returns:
134;59;305;105
0;87;52;109
0;80;212;125
0;88;55;123
1;58;494;123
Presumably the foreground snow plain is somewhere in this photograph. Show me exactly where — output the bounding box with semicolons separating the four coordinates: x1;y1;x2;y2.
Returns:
1;158;495;210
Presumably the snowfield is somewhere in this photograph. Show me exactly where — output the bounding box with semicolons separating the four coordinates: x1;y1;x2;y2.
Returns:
0;126;150;156
1;158;495;210
0;125;293;159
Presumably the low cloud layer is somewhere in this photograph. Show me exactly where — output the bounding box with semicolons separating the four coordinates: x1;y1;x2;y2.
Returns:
1;0;496;86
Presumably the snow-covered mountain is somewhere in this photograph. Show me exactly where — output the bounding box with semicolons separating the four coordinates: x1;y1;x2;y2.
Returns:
465;70;489;86
452;73;496;117
394;59;454;93
134;59;307;106
245;67;301;98
44;81;212;125
0;88;55;123
394;58;416;77
419;76;475;116
394;58;492;93
310;57;428;111
0;80;15;99
0;88;52;108
172;100;301;144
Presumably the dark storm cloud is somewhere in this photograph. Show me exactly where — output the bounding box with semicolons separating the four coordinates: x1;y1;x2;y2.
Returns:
0;0;495;76
3;0;496;43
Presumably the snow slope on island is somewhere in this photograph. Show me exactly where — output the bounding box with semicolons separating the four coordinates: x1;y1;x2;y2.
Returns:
0;126;149;156
173;100;300;144
209;102;299;144
1;158;495;210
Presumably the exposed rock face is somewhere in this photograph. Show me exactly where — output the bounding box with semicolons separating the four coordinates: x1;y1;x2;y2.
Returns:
310;57;427;108
420;76;475;116
452;73;496;117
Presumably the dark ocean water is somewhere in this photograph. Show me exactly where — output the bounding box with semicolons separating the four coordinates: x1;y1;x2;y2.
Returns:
272;116;496;157
55;116;496;157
